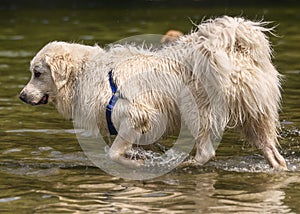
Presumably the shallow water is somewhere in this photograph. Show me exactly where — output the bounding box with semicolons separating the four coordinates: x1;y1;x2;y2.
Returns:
1;2;300;213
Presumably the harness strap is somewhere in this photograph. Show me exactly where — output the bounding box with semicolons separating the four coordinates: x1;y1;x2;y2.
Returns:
106;70;118;135
108;70;117;94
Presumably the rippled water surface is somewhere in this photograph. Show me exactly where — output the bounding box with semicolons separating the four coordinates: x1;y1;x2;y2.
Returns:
1;2;300;213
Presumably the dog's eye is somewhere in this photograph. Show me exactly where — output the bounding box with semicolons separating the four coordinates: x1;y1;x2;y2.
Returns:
34;71;41;78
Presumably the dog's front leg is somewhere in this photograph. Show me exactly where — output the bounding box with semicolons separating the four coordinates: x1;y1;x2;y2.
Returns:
194;134;216;165
108;135;143;168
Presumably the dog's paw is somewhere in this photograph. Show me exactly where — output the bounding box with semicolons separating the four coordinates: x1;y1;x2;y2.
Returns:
109;151;144;168
263;145;287;171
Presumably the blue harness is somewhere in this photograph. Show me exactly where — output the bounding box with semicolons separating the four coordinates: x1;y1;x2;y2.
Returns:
106;70;118;135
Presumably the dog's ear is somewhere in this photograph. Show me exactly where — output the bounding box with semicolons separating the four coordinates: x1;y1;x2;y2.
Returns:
45;54;74;90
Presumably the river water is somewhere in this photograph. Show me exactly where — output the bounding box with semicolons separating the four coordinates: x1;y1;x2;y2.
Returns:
0;3;300;213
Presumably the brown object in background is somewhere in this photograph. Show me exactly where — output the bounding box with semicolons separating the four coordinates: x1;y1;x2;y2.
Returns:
161;30;183;43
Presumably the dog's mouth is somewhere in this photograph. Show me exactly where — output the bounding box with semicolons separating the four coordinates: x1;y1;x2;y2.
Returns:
19;91;49;106
36;94;49;105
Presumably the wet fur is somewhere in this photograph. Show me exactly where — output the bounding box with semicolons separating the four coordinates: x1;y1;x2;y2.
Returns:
20;16;286;170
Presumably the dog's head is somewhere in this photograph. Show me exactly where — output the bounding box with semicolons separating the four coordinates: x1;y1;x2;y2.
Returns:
19;41;83;120
19;41;75;106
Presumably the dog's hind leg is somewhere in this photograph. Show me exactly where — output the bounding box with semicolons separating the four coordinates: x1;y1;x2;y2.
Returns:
108;135;143;168
189;103;218;165
242;118;287;170
261;143;287;170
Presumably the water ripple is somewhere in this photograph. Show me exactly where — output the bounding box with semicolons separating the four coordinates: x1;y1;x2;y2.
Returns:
0;196;21;203
5;129;78;134
0;50;33;58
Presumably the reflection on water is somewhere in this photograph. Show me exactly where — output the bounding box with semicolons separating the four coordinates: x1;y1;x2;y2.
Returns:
1;159;300;213
0;3;300;213
1;127;300;213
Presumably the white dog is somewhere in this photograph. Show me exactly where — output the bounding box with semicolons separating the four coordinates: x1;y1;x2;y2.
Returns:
19;16;287;170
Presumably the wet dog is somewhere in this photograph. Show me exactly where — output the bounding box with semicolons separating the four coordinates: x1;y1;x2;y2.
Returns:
19;16;287;170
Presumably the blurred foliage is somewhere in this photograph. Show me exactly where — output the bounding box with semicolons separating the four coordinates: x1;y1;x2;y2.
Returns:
0;0;299;10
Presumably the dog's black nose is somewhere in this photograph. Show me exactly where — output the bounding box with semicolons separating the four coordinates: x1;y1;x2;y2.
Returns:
19;91;28;103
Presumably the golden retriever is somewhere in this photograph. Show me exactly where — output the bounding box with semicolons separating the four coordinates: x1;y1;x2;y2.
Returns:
19;16;287;170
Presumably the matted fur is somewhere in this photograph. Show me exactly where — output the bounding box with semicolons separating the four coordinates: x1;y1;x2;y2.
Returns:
19;16;286;170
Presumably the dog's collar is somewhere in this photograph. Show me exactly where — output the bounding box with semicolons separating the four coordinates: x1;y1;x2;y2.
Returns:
106;70;118;135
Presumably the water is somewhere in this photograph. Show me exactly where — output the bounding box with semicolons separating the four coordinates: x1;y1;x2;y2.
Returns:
1;2;300;213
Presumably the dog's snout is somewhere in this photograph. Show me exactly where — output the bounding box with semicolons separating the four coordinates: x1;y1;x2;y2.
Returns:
19;91;28;103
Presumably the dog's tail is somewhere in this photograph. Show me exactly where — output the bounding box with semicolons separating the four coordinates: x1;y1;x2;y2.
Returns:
187;16;281;131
